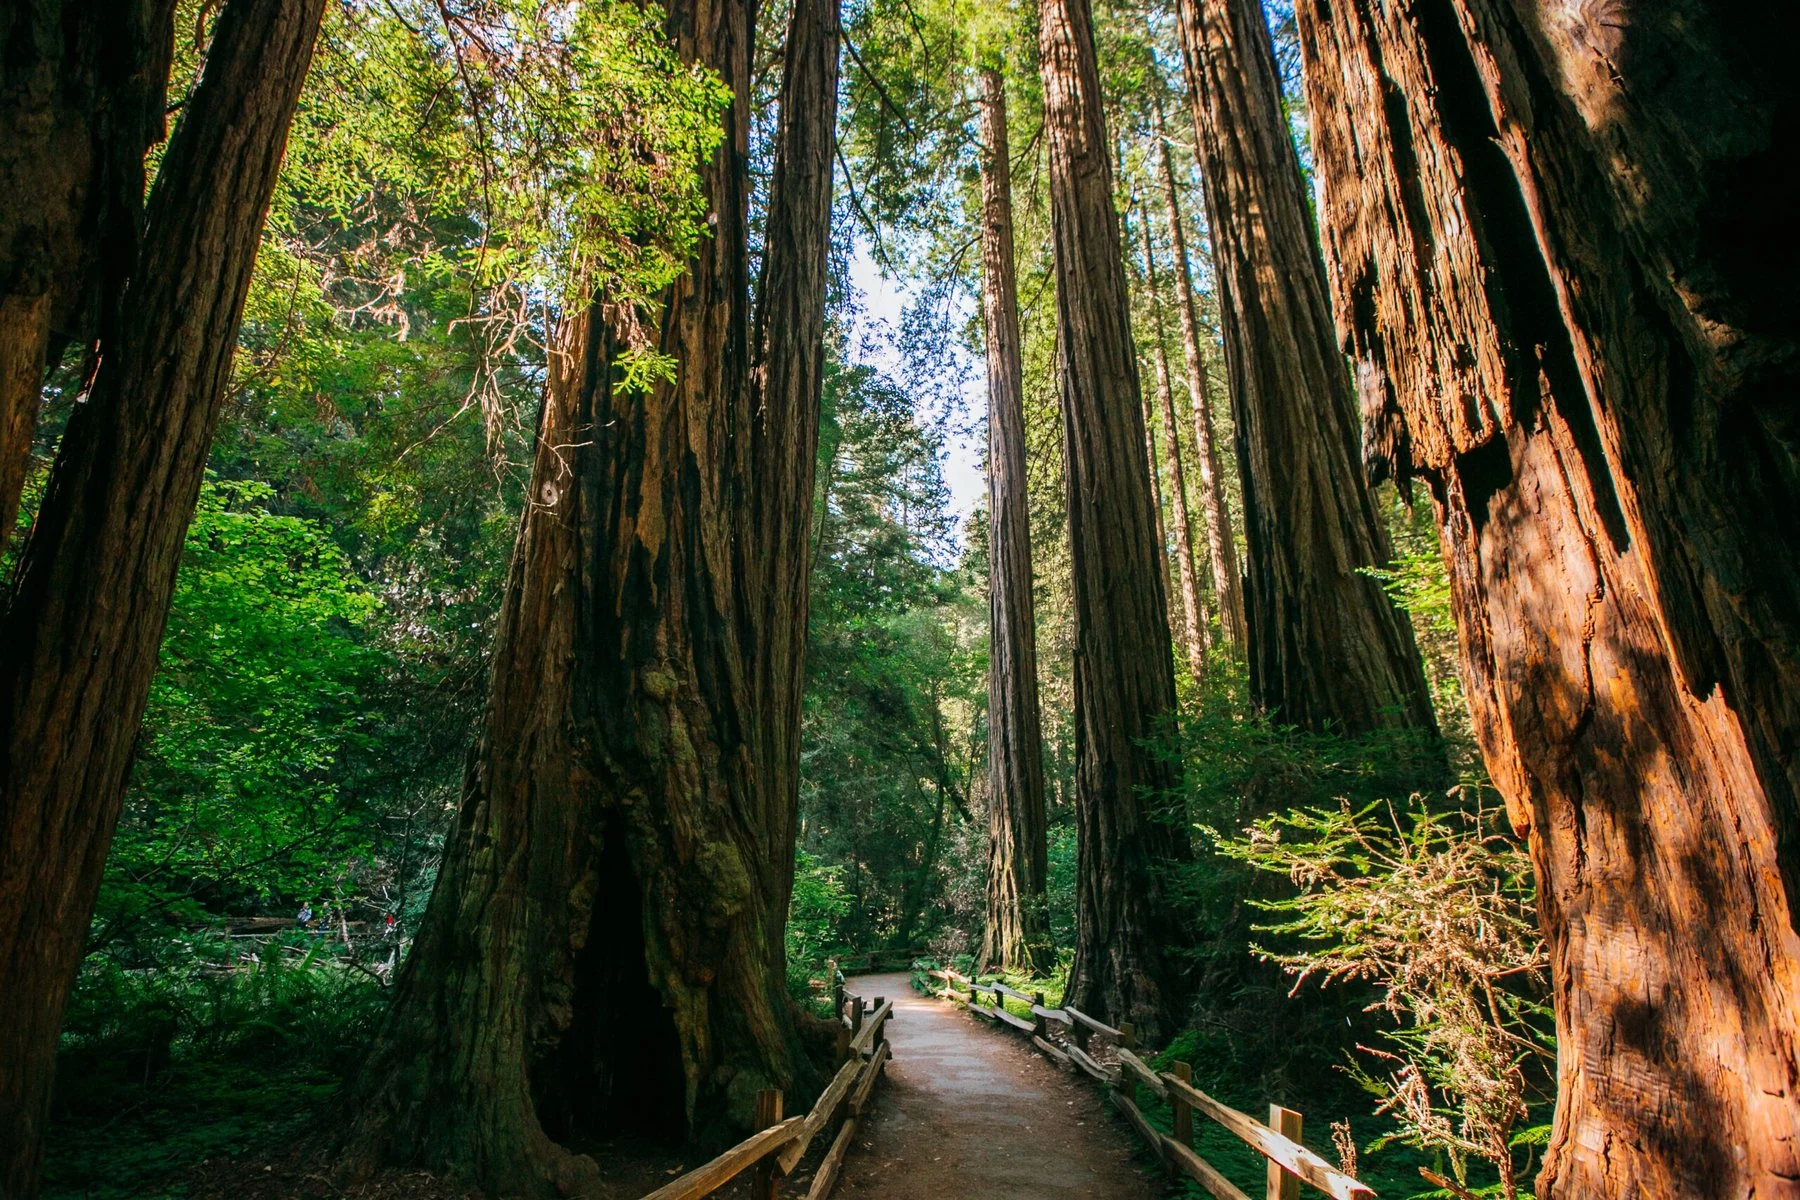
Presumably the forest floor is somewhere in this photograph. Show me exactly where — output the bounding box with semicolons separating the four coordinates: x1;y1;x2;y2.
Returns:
833;973;1161;1198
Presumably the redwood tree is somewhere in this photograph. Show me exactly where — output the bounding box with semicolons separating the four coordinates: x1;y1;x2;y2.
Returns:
0;2;325;1192
1136;201;1211;680
1039;0;1189;1041
1294;2;1800;1195
1175;0;1434;736
0;0;175;549
340;0;840;1189
975;64;1051;975
1154;114;1244;650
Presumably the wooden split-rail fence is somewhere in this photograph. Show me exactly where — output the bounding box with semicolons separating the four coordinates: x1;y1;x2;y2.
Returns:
925;968;1376;1200
638;979;894;1200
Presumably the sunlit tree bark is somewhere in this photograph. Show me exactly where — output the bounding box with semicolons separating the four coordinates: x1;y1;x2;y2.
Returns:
0;3;324;1192
1295;2;1800;1195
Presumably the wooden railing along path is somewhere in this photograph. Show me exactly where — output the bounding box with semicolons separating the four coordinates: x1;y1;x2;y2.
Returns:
925;968;1376;1200
640;979;894;1200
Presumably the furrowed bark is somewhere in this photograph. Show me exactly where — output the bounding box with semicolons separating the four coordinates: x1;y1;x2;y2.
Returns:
1137;197;1212;679
746;0;840;956
1294;2;1800;1196
341;0;838;1190
0;0;176;550
1154;106;1244;650
975;65;1051;975
1175;0;1435;736
0;2;324;1193
1038;0;1189;1042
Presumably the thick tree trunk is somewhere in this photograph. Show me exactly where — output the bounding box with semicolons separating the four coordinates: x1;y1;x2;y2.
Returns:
0;0;175;550
342;0;838;1191
1154;115;1245;650
1175;0;1435;736
1038;0;1189;1041
1137;203;1212;679
0;3;323;1193
1294;3;1800;1196
975;66;1051;976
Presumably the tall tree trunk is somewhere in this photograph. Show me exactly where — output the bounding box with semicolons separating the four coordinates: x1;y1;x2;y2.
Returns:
1154;112;1245;650
1175;0;1435;736
341;0;838;1190
1038;0;1189;1041
0;3;324;1193
1137;203;1212;678
0;0;176;550
1294;3;1800;1196
975;65;1051;975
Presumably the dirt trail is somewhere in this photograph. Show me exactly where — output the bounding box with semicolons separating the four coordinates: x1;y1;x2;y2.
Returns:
833;973;1157;1198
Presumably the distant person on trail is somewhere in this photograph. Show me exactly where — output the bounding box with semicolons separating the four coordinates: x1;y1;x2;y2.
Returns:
383;912;397;939
296;902;313;931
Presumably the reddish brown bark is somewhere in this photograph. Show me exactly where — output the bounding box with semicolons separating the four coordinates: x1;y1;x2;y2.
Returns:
1294;2;1800;1195
1154;115;1245;650
1038;0;1189;1041
1176;0;1435;736
975;65;1051;975
0;3;324;1193
340;0;839;1189
1137;201;1211;680
0;1;175;550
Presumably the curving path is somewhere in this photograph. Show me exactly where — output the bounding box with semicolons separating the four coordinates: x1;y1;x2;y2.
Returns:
832;973;1157;1198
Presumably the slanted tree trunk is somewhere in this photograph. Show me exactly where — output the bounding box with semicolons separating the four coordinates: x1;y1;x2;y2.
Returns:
341;0;838;1191
1038;0;1189;1042
1175;0;1435;736
1137;202;1212;679
975;65;1051;976
0;0;176;550
1154;109;1244;650
0;2;324;1193
1294;3;1800;1196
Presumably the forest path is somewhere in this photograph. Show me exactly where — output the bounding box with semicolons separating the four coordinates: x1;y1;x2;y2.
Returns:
832;973;1157;1198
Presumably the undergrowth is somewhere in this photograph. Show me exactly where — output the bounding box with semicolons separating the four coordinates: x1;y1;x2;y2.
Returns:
43;935;386;1198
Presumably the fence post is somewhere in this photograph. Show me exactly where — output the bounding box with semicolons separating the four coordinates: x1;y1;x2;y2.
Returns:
1172;1062;1193;1145
753;1088;783;1200
1116;1022;1136;1106
1031;991;1047;1038
835;1024;851;1067
1266;1105;1302;1200
873;997;886;1051
830;958;844;1020
1119;1022;1135;1051
851;995;865;1044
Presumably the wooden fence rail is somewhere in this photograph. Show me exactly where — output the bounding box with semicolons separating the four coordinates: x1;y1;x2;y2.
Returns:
638;987;894;1200
922;967;1375;1200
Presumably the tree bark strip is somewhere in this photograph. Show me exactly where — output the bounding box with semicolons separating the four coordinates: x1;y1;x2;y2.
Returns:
0;0;176;550
1294;2;1800;1195
341;0;838;1189
1137;200;1212;678
1154;110;1244;650
975;65;1051;975
1175;0;1435;736
1038;0;1189;1042
0;3;324;1193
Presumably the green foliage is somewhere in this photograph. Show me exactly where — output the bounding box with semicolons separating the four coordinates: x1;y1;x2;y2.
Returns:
787;851;854;1011
1215;799;1552;1199
96;481;389;949
46;942;386;1199
799;359;986;953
